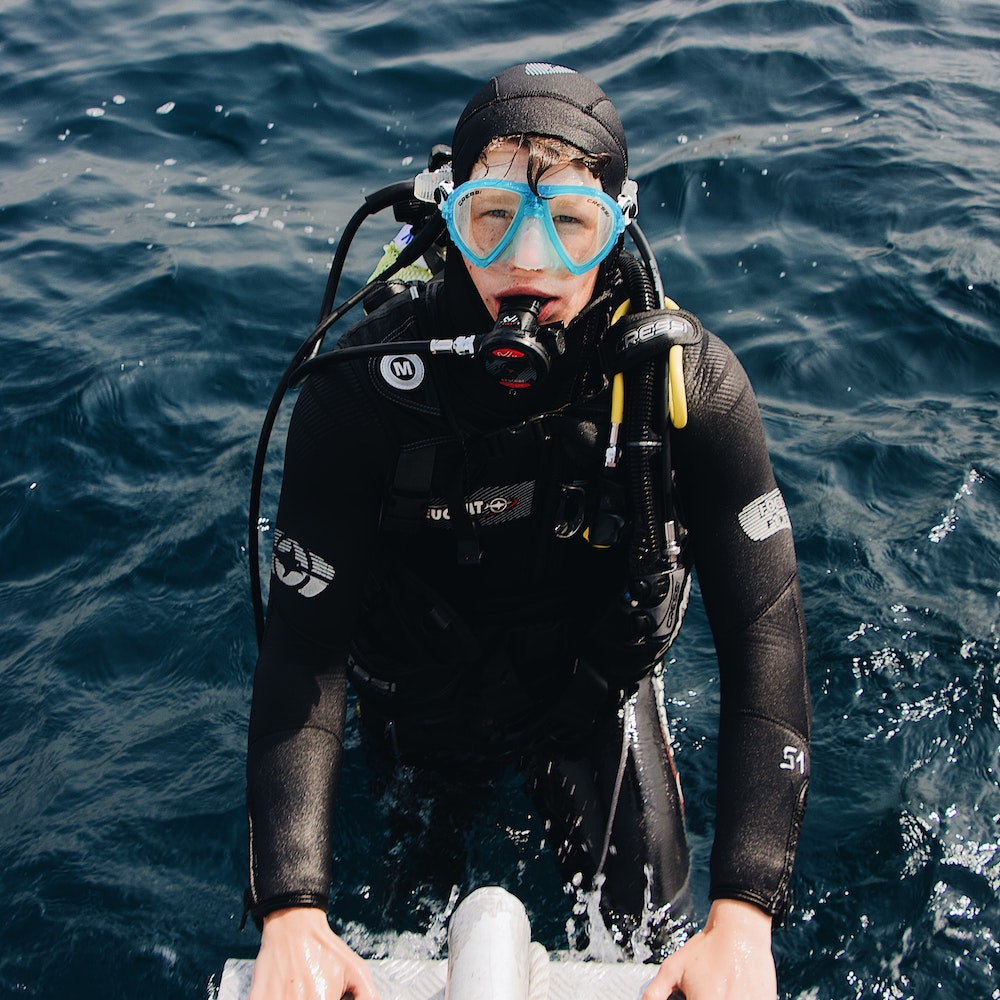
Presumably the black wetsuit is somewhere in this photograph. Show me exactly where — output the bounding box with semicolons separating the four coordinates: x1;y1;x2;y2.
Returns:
245;259;811;944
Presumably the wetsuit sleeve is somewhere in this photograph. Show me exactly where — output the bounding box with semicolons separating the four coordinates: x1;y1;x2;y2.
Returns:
672;332;811;922
245;365;390;927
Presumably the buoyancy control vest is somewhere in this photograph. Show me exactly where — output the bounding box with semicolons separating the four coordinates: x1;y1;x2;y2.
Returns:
322;277;702;735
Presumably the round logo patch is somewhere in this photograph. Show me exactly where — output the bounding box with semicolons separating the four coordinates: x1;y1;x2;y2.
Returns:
272;530;335;598
379;354;425;391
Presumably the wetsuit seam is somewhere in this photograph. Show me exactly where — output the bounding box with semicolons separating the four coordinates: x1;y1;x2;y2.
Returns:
685;332;753;423
247;724;346;753
717;567;800;639
727;706;809;746
400;434;453;451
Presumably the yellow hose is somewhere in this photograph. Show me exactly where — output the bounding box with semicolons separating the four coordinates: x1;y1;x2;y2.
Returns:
663;297;688;429
668;345;687;429
611;372;625;425
611;299;632;326
609;294;688;431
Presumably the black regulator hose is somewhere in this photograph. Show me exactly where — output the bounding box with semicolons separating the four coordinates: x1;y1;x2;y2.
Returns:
618;251;673;605
249;205;447;645
317;180;417;322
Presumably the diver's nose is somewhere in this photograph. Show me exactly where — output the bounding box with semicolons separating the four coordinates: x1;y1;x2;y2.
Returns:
507;216;556;272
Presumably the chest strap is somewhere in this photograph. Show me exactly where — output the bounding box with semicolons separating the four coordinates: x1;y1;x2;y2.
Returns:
381;441;482;565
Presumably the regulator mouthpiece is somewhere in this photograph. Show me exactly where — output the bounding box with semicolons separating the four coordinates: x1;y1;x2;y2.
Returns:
479;296;557;391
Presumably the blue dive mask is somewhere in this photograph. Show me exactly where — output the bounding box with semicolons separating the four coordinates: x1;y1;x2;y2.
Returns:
441;179;627;275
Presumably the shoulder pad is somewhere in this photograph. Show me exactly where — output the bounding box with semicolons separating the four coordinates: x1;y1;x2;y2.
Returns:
610;308;703;373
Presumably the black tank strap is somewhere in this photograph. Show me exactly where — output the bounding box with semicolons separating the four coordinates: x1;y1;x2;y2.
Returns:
380;443;437;531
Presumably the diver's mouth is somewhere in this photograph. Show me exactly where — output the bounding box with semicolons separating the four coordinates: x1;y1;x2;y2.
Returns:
497;290;556;323
536;298;561;326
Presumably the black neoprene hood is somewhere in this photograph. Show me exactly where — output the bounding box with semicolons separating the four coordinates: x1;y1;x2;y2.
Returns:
451;62;629;197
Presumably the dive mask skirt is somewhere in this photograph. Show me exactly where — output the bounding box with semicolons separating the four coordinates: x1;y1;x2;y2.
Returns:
442;179;627;275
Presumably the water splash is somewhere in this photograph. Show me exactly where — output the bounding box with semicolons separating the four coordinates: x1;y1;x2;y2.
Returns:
340;884;461;961
563;867;690;963
564;874;625;962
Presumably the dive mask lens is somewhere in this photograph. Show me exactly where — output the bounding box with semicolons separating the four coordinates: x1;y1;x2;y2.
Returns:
540;186;621;271
446;182;523;263
442;180;626;275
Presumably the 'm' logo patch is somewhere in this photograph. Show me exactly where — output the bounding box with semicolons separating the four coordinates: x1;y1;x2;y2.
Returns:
379;354;424;391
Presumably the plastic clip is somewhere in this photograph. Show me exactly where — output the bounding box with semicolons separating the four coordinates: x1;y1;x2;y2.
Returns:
617;178;639;221
414;164;454;204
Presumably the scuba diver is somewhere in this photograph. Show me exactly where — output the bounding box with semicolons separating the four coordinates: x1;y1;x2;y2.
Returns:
243;63;811;1000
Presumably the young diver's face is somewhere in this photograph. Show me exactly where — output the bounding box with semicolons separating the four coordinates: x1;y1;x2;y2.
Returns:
461;143;602;327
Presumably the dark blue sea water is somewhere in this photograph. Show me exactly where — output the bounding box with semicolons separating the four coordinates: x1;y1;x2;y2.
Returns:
2;1;999;997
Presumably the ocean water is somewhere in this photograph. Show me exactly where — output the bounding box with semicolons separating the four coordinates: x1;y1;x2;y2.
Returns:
1;0;998;997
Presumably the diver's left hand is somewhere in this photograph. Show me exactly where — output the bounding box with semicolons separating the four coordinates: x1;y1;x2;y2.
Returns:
642;898;777;1000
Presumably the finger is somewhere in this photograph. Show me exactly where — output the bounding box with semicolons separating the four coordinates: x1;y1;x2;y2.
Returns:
641;965;683;1000
345;961;380;1000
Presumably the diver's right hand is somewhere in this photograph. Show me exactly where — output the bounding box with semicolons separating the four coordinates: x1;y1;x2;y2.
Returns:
247;906;380;1000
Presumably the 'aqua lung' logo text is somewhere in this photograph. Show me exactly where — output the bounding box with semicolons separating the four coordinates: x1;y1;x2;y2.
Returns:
427;496;517;520
425;482;534;525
